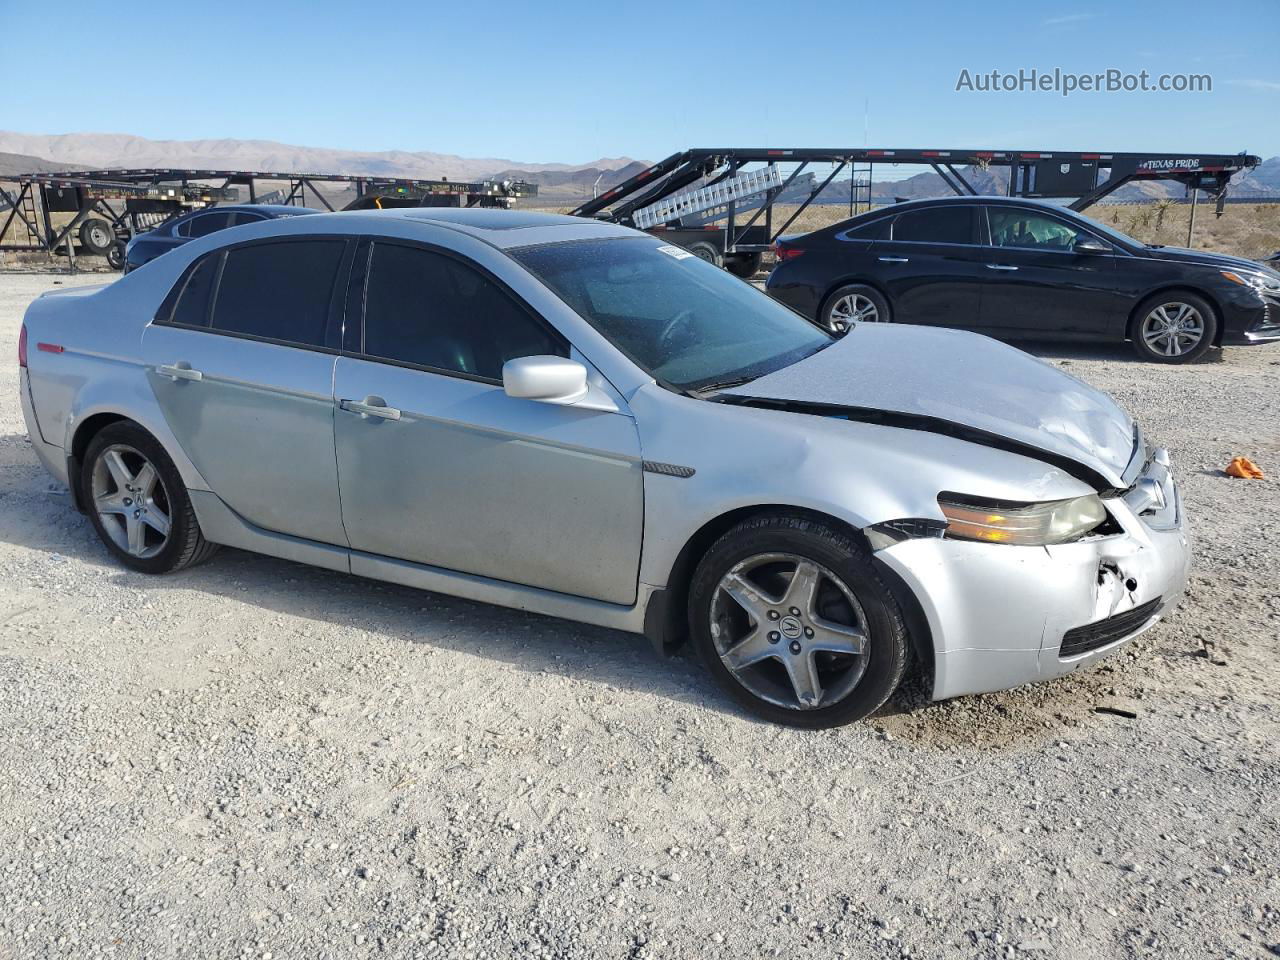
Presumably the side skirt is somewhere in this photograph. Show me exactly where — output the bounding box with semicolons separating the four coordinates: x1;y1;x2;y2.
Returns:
189;490;651;635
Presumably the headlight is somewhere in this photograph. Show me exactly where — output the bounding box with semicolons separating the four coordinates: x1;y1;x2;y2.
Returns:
937;494;1108;545
1221;270;1280;294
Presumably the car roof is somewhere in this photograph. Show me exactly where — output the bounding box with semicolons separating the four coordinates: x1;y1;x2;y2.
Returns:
305;207;639;249
865;195;1074;213
179;204;320;216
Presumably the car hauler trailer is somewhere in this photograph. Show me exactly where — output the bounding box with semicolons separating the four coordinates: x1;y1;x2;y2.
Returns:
570;147;1261;274
0;168;536;270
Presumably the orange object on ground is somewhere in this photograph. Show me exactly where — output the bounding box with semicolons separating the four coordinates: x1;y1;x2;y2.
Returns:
1224;456;1264;479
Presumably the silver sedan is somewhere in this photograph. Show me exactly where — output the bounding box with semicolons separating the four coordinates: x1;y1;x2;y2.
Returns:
18;208;1190;727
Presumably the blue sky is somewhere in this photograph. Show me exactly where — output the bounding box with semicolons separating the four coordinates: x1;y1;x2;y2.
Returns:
2;0;1277;165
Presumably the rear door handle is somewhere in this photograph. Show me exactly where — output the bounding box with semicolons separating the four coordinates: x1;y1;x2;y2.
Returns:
157;362;203;381
340;396;401;421
986;263;1019;271
877;256;909;263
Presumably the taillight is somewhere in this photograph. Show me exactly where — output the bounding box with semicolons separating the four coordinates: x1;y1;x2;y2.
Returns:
774;243;805;262
18;324;27;368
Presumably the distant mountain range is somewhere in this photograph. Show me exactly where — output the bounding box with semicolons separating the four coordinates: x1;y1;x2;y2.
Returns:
0;131;638;183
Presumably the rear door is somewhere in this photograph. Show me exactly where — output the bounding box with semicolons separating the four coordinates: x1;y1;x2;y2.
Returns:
332;240;644;605
976;205;1125;336
140;237;351;545
870;205;985;326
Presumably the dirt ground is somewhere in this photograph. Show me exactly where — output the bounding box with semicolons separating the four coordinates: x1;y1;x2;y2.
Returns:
0;272;1277;960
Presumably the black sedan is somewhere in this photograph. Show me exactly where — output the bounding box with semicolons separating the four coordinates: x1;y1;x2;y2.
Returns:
123;204;319;273
766;196;1280;362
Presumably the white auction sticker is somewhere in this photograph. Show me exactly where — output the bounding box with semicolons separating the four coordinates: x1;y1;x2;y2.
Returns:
656;244;695;260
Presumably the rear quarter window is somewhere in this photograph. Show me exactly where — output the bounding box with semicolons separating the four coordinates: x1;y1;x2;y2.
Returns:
167;254;220;327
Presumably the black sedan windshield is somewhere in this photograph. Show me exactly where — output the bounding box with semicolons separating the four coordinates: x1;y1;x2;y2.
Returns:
512;236;831;391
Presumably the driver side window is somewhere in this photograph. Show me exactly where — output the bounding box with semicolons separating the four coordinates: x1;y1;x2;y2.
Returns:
360;243;567;382
988;209;1082;251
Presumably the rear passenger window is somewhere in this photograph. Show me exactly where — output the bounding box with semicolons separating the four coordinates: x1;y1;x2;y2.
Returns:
210;240;344;347
362;243;566;381
180;212;231;239
169;254;220;327
892;207;974;244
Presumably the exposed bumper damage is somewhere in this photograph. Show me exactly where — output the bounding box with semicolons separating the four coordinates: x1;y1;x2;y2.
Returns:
873;456;1190;701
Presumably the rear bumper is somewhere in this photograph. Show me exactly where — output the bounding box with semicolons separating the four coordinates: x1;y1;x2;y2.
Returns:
20;368;70;488
875;459;1190;701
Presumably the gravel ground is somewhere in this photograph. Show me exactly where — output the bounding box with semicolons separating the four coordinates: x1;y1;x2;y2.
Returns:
1;272;1277;960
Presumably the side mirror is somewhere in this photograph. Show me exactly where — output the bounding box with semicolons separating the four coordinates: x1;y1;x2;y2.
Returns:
502;355;589;406
1074;238;1112;255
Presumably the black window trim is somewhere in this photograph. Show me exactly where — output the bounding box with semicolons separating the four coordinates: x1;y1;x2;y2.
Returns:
979;204;1119;255
887;204;982;246
347;237;572;387
152;234;353;356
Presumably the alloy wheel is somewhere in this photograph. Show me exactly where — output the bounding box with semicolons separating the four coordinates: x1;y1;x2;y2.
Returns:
91;444;172;559
827;293;880;333
1141;302;1205;358
709;552;870;710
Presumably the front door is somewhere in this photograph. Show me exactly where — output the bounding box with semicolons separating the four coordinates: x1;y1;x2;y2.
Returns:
976;206;1124;336
141;237;349;545
332;240;644;605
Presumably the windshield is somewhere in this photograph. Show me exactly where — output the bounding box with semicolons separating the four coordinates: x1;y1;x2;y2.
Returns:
511;237;831;391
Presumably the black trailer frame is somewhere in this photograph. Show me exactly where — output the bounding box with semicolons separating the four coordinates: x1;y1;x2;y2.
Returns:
1;168;537;267
570;147;1260;257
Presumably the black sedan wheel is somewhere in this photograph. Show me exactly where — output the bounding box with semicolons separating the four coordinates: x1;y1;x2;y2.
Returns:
1131;292;1217;363
820;284;890;335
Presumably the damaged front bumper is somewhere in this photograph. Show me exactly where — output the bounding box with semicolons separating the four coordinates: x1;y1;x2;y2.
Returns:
874;455;1190;702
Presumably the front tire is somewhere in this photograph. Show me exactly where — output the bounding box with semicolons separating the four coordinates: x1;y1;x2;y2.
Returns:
688;514;909;728
80;421;218;574
1130;291;1217;363
819;284;890;335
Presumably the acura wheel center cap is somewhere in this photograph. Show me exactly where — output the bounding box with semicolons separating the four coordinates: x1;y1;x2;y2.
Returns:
780;616;803;640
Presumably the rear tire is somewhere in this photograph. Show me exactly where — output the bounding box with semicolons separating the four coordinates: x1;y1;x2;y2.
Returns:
688;513;909;728
1130;291;1217;363
685;240;723;268
106;242;126;271
78;217;116;257
725;252;763;279
819;284;890;335
79;421;219;574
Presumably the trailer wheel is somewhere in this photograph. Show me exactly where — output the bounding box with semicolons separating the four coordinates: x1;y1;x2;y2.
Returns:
79;218;116;257
106;242;126;271
725;253;763;279
686;241;722;268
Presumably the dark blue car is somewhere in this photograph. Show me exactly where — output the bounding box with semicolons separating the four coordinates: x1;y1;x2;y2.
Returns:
124;204;320;273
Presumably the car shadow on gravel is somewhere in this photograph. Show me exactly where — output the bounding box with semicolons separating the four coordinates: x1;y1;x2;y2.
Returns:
0;435;1142;741
1013;339;1228;364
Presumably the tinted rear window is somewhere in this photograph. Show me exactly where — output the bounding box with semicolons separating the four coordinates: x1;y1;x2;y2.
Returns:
210;240;344;346
842;217;890;241
182;212;231;238
892;207;974;244
169;254;220;327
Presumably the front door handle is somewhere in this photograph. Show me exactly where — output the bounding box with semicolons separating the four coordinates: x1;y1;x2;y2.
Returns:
877;256;909;263
986;263;1019;271
340;396;401;421
157;362;203;382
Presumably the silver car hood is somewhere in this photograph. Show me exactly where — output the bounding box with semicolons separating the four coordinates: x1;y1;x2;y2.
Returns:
721;324;1139;489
